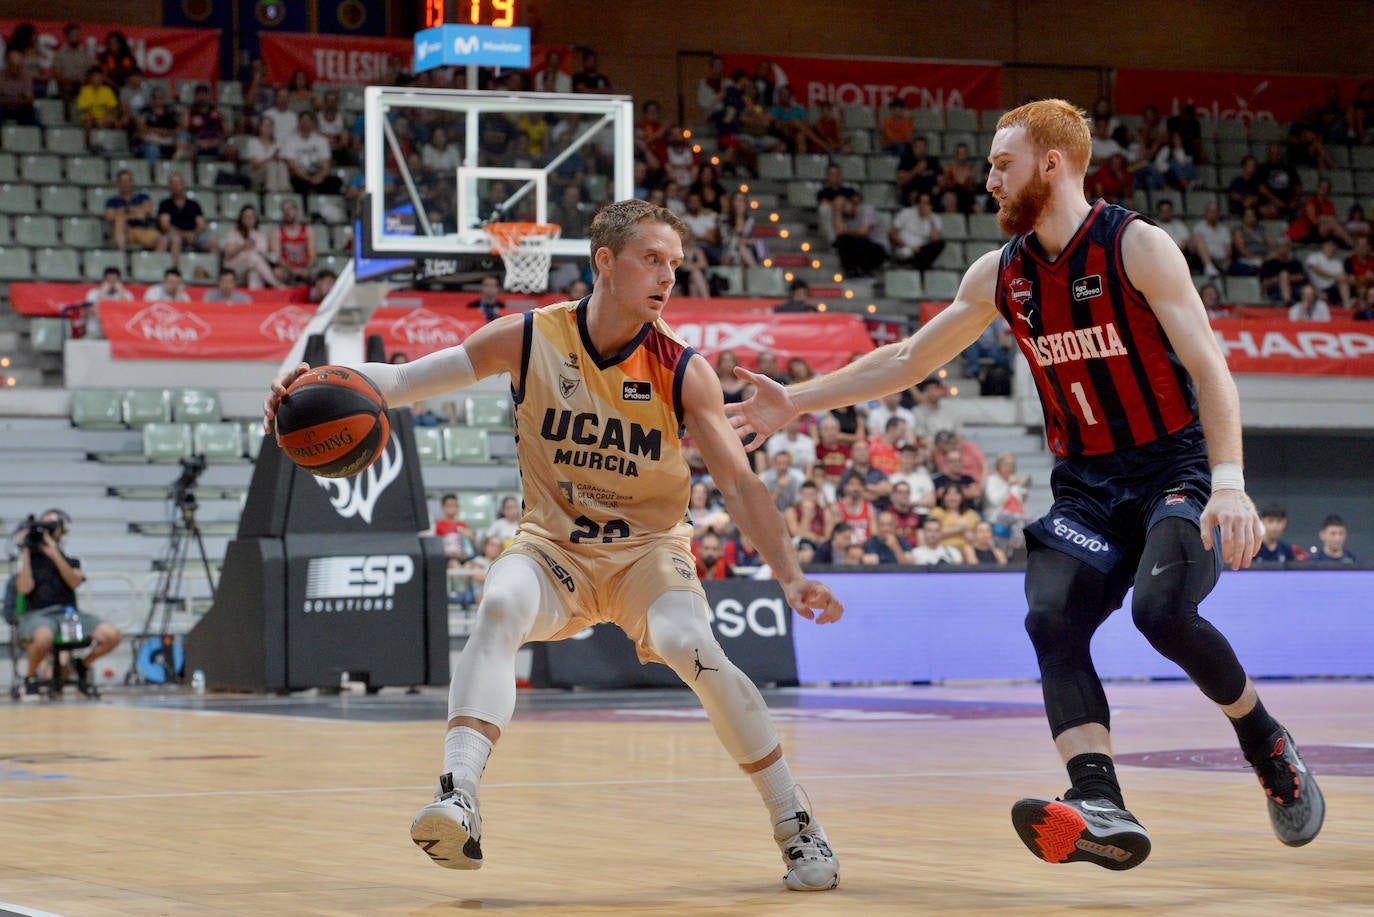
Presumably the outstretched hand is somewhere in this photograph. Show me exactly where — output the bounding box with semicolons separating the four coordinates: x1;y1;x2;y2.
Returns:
1199;489;1263;570
262;362;311;434
784;578;844;625
723;367;797;452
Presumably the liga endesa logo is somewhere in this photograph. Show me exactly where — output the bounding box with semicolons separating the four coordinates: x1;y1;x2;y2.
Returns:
388;307;470;349
258;305;315;343
122;303;213;352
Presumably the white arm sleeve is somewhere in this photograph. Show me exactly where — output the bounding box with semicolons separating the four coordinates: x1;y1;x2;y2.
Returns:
356;345;478;406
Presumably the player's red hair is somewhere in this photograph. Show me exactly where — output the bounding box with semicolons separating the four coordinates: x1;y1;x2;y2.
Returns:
996;100;1091;176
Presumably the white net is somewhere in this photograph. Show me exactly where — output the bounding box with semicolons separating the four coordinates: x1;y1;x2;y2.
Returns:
484;223;562;293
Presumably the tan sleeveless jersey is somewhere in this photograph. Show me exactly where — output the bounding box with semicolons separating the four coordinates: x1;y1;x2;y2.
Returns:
514;299;696;549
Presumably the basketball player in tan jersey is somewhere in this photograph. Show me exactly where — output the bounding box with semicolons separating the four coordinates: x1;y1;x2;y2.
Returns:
265;199;844;891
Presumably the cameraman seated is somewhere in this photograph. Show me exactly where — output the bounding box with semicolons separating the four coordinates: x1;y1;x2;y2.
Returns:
15;510;121;695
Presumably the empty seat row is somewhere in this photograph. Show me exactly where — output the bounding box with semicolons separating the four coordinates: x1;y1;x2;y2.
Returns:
70;388;224;428
142;421;262;463
412;426;496;465
0;181;350;226
0;245;350;283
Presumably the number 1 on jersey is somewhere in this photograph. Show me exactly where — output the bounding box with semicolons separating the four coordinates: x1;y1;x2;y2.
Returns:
1069;381;1099;426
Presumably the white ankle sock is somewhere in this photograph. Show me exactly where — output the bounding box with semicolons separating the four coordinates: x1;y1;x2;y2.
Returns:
750;758;799;824
443;726;493;796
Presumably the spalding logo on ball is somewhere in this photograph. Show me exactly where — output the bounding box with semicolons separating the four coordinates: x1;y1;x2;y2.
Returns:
274;366;390;478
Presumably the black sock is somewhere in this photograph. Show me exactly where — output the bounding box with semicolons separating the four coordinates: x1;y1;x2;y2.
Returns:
1065;753;1124;809
1230;699;1281;762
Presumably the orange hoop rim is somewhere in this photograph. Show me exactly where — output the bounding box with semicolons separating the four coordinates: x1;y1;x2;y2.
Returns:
484;222;562;255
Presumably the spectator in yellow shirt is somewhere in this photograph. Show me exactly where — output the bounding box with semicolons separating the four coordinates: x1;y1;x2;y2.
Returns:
76;66;120;142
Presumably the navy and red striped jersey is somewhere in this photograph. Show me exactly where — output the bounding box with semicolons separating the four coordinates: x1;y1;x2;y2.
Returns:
995;200;1198;457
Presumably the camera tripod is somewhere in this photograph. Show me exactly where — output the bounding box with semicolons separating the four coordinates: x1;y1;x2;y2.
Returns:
124;490;217;686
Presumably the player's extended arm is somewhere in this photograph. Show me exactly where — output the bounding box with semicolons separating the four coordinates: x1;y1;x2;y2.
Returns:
263;311;526;431
1122;220;1262;569
681;356;843;624
727;249;1002;447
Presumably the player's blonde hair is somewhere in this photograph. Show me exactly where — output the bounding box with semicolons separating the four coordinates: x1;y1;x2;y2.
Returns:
996;99;1091;176
588;199;687;278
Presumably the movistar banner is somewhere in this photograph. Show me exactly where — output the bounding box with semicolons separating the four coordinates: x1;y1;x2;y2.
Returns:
414;24;531;72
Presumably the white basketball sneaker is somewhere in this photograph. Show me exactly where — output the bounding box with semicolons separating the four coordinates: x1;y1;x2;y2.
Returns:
773;788;840;891
410;774;484;869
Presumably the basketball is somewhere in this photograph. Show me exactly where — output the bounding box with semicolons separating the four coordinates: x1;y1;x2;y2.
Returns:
274;365;391;478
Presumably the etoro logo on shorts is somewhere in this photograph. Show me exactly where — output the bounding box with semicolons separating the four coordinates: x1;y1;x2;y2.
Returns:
1050;516;1111;553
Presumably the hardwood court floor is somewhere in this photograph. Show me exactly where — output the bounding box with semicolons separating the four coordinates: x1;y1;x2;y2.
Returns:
0;681;1370;916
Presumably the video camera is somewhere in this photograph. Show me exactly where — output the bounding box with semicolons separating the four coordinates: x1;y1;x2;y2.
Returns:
172;454;208;511
22;515;61;549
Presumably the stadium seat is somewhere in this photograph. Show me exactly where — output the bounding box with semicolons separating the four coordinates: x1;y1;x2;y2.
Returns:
1326;171;1355;195
173;388;223;423
1;125;43;153
883;269;924;299
43;126;85;155
442;426;490;464
29;316;67;353
109;157;152;186
70;389;125;428
706;265;743;296
0;152;14;182
932;241;966;271
861;181;897;210
1355;172;1374;196
842;106;876;131
912;108;944;132
847;130;873;154
1350;146;1374;170
82;249;127;281
0;183;38;213
310;194;347;224
944;108;979;132
243;423;266;460
1249;120;1283;144
583;173;610;203
316;254;349;276
0;245;32;279
180;252;220;285
175;80;200;105
131;251;176;283
86;186;116;215
65;155;110;186
193;422;245;461
866;155;899;184
40;185;86;216
786;180;822;208
979;109;1007;131
219;190;262;216
32;98;66;127
944;132;978;155
143;422;194;462
1215;141;1249;166
216;81;244;106
940;213;970;240
1326;147;1351;170
196;160;232;188
968;213;1005;241
61;216;105;249
0;213;9;244
34;248;82;282
1213;119;1247;141
744;266;787;297
793;154;830;181
757;153;794;181
123;389;171;426
263;192;304;221
922;270;962;300
329;224;353;252
14;214;58;247
20;154;63;183
833;154;868;181
1225;275;1265;305
458;492;496;532
89;129;128;153
413;426;444;463
154;160;195;187
965;240;1003;261
464;394;513;428
188;191;219;220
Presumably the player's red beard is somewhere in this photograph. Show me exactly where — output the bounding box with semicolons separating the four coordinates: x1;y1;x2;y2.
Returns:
997;169;1053;236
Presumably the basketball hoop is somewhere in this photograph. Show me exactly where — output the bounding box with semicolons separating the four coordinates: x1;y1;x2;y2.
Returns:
483;222;562;293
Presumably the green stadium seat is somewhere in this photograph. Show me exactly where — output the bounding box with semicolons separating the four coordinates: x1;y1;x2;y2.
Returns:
912;108;944;132
244;423;266;460
944;108;979;132
123;388;171;426
0;183;38;214
14;214;58;247
20;154;63;183
143;422;194;462
180;251;220;285
0;245;32;279
867;156;899;184
706;265;743;296
464;394;513;428
29;316;67;353
793;154;830;181
32;98;66;126
940;213;970;240
0;152;14;182
65;155;109;186
883;269;924;300
193;422;245;461
62;216;105;249
0;213;10;244
968;213;1006;242
173;388;223;423
458;492;496;533
1;125;43;153
89;129;129;153
757;153;794;181
34;248;82;282
131;251;175;283
442;426;490;464
413;426;444;463
744;266;787;297
153;160;194;186
43;125;84;154
1225;275;1265;305
82;249;127;281
922;270;962;300
70;389;125;428
932;241;966;271
263;192;304;221
109;158;152;186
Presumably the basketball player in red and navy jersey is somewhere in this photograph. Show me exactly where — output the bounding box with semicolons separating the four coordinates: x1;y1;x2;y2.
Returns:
729;99;1323;869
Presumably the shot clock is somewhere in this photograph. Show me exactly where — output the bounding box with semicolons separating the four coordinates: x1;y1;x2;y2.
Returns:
423;0;520;29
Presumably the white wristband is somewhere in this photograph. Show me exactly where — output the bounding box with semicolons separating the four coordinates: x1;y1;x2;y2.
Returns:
1211;462;1245;494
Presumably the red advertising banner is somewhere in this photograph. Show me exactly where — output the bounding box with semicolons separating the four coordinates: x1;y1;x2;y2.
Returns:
1115;68;1366;128
88;293;874;372
261;32;413;87
719;53;1001;112
0;19;218;85
1212;319;1374;376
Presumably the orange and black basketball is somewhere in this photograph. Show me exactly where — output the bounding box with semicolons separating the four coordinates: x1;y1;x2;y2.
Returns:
274;365;391;478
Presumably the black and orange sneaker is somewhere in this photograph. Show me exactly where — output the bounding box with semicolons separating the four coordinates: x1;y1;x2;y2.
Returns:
1249;728;1325;847
1011;796;1151;870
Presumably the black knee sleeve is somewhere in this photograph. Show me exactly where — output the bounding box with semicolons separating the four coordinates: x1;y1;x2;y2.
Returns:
1024;549;1116;738
1132;516;1246;704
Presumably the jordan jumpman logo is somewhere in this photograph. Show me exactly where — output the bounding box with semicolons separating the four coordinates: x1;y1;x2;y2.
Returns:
692;649;719;681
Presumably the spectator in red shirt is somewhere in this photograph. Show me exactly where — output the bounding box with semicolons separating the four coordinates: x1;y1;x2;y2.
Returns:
1085;153;1134;206
813;414;851;481
693;530;734;580
1286;178;1355;247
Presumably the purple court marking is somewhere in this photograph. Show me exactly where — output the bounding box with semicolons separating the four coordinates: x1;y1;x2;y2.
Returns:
515;695;1046;724
1116;745;1374;777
